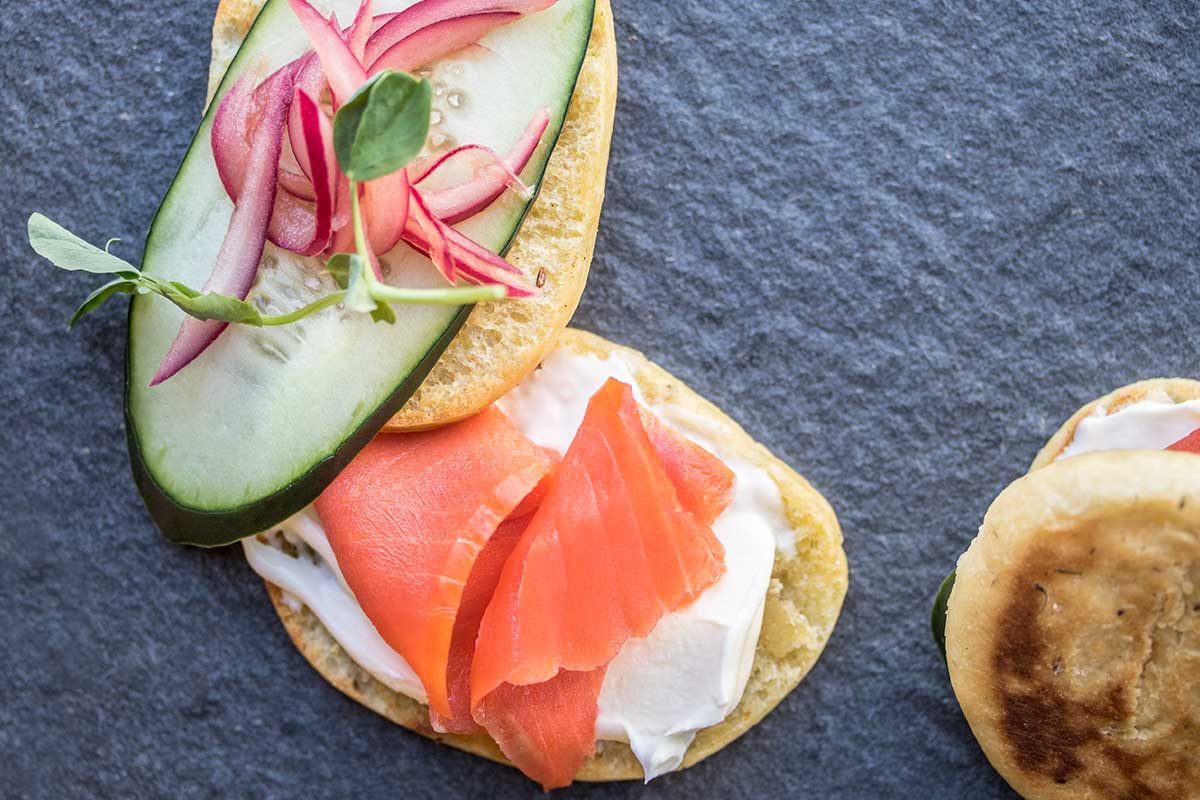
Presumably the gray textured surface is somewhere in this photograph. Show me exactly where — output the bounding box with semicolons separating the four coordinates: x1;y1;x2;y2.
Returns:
2;0;1198;797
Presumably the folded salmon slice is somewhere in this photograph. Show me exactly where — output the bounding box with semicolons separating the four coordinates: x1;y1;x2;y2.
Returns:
315;380;735;787
640;408;735;525
435;510;531;734
314;407;555;720
473;669;608;787
434;454;562;733
470;379;730;788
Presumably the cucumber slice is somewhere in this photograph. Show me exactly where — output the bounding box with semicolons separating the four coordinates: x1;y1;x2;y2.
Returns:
127;0;595;546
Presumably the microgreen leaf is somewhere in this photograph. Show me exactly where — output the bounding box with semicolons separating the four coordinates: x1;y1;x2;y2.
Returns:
37;214;503;332
324;253;353;290
69;278;141;328
334;70;432;181
164;290;265;325
28;212;141;277
166;281;200;299
930;569;956;664
370;301;397;325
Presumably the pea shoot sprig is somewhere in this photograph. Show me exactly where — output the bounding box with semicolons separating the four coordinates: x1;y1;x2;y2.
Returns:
29;70;502;330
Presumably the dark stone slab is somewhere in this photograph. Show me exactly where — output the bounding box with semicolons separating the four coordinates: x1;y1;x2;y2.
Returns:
3;0;1198;797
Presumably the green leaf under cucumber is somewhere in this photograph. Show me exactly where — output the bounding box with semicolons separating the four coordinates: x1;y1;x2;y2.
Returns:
931;569;956;664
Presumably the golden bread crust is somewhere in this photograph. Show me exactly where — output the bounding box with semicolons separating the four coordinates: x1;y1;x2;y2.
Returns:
947;451;1200;800
261;328;848;781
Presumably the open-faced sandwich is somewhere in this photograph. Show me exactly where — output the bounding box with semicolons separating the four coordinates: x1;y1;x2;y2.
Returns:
246;329;848;785
933;379;1200;800
29;0;848;789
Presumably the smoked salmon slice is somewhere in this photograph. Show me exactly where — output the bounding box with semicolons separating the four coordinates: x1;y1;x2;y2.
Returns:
435;456;561;733
434;511;530;735
470;379;730;787
315;379;736;787
474;669;607;789
640;408;735;525
314;407;554;720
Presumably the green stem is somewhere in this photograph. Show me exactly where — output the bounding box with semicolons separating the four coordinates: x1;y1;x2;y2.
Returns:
258;291;347;326
350;179;369;267
256;282;504;326
345;177;504;310
349;178;386;303
373;284;506;305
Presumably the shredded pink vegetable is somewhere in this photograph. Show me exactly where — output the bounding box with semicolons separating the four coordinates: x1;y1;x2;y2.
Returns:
210;74;258;201
288;54;325;179
291;51;327;107
369;12;518;74
327;178;356;256
442;223;524;277
370;11;399;33
364;0;553;65
152;67;296;386
273;89;337;256
212;67;317;204
421;108;548;223
278;166;317;201
409;144;527;189
404;187;536;297
213;75;336;256
289;0;367;104
407;188;456;282
365;169;412;257
345;0;375;62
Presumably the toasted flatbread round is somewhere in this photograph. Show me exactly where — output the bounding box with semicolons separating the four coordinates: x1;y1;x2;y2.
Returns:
208;0;618;431
946;451;1200;800
258;328;848;781
1030;378;1200;470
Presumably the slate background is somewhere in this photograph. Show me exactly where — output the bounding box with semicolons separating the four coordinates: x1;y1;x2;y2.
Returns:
3;1;1198;797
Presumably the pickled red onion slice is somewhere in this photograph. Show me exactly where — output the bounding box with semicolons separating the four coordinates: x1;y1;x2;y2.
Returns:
420;108;548;223
344;0;375;62
369;13;517;74
151;67;296;386
289;0;367;105
364;0;554;64
403;188;535;297
407;188;456;282
364;168;412;256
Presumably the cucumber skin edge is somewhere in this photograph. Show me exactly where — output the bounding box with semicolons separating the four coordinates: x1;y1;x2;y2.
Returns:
126;305;473;548
123;0;597;548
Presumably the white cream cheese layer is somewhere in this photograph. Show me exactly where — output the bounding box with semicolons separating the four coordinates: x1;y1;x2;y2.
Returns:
244;346;787;781
1057;398;1200;460
242;509;427;702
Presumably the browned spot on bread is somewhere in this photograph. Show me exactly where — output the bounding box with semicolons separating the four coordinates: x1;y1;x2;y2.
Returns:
993;565;1103;786
987;527;1199;800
